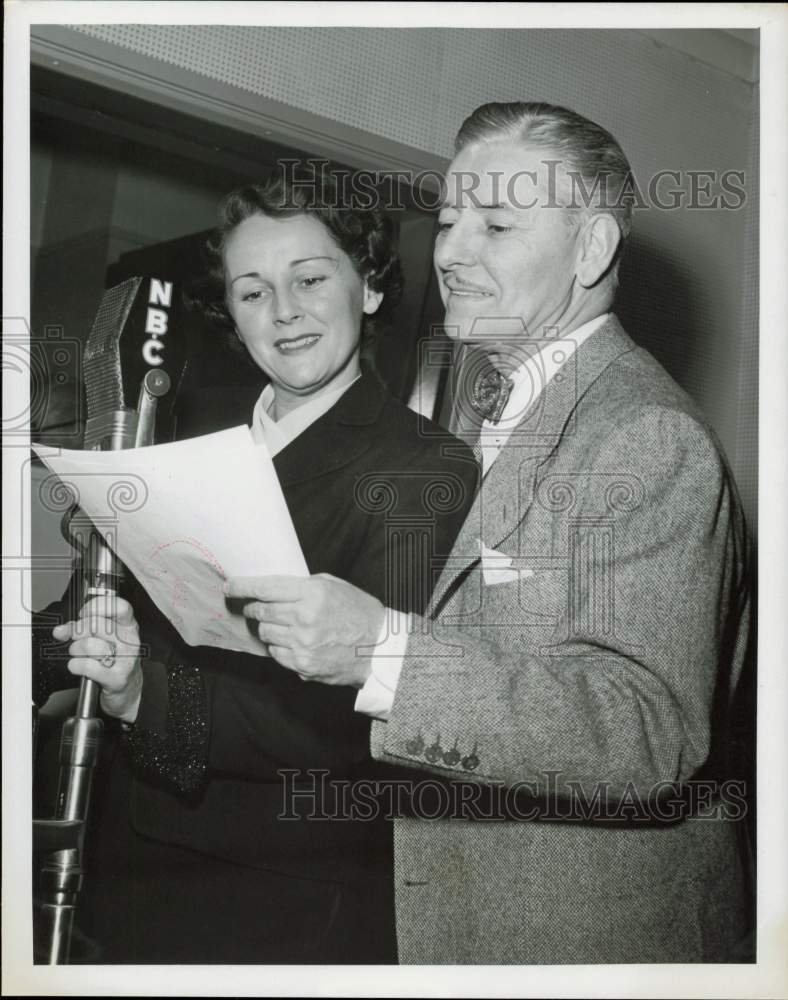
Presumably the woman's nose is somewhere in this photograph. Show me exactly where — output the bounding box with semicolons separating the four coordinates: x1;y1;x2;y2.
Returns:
273;287;303;325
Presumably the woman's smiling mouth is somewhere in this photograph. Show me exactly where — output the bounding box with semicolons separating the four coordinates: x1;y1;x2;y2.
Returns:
275;334;322;353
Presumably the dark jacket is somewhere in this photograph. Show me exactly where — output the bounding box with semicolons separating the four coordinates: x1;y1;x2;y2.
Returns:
120;371;478;882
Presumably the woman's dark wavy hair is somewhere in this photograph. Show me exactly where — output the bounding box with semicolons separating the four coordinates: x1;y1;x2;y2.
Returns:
190;167;403;360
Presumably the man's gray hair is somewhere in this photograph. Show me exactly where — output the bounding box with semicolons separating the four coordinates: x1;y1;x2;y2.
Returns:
455;101;635;242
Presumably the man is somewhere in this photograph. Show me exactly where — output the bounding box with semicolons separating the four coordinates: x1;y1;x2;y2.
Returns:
91;102;753;963
227;102;753;964
232;102;754;963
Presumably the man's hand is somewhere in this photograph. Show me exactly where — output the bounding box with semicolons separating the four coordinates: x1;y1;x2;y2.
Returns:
224;574;385;688
52;595;143;723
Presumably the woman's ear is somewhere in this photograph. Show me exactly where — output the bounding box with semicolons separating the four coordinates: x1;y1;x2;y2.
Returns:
362;285;384;315
575;212;621;288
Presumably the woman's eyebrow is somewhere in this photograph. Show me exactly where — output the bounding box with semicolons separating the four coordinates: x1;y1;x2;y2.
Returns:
230;271;260;285
290;255;338;267
230;271;265;285
230;255;338;284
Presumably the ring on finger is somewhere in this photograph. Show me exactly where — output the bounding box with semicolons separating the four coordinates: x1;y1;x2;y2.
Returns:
100;642;116;668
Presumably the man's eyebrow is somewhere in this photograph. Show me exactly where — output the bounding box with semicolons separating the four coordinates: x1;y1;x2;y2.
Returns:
438;202;513;211
230;256;336;284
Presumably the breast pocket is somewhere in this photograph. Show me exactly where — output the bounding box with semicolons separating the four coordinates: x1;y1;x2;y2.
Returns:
443;559;566;651
483;564;566;638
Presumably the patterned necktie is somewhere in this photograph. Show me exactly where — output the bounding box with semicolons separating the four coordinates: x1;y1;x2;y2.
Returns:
449;350;514;469
470;364;514;424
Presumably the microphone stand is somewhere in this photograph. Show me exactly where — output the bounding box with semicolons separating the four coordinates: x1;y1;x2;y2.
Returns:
33;369;171;964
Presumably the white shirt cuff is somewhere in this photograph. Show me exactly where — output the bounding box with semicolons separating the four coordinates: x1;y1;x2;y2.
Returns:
353;609;410;721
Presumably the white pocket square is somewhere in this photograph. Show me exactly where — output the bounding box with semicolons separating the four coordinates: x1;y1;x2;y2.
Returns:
479;541;535;586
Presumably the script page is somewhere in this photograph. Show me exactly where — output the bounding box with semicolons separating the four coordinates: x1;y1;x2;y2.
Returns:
33;426;308;656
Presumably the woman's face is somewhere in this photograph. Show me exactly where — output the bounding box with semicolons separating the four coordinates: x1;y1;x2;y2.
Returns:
224;212;382;410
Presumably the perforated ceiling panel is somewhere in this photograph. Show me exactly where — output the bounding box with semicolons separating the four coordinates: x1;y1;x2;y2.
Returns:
71;25;449;152
71;26;751;168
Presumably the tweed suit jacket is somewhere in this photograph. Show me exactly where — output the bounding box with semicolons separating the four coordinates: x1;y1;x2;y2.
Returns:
371;316;753;964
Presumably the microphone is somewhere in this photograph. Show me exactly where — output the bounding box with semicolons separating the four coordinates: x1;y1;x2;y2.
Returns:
72;276;190;594
33;276;192;707
34;276;191;962
82;276;189;451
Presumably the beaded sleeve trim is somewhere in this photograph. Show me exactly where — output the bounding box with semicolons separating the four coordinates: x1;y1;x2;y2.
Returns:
32;625;72;708
124;664;208;796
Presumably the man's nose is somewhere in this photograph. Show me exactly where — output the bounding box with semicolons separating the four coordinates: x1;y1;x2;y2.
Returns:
434;219;478;271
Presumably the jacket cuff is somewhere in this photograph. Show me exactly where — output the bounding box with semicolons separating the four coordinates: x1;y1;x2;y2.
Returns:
123;662;208;796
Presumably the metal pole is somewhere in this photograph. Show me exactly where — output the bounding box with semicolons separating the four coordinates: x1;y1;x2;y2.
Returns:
35;604;107;963
34;368;170;962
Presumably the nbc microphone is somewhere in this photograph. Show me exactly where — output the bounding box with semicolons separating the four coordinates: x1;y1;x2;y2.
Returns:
35;276;190;964
82;276;189;451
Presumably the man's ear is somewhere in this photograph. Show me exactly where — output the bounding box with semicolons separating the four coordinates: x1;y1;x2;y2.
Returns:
363;285;384;315
575;213;621;288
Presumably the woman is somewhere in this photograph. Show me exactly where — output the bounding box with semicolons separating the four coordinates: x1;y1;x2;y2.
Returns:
50;170;477;963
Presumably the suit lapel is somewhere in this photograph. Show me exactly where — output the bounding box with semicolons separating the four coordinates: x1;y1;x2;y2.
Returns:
428;316;637;615
179;371;390;487
272;370;388;488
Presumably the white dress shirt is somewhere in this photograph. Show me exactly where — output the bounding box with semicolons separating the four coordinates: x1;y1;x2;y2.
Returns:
355;314;610;720
250;376;360;457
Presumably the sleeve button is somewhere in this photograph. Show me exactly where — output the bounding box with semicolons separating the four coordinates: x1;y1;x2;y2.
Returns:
442;747;460;766
461;753;479;771
405;736;424;755
425;742;443;763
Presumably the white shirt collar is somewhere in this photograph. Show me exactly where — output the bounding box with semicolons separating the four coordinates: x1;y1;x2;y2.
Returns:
250;375;361;457
490;313;610;431
478;313;610;474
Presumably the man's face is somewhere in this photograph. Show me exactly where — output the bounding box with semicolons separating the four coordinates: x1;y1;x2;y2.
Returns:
435;140;582;345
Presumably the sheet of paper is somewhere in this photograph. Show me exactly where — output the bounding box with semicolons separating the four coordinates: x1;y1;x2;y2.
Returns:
33;426;308;656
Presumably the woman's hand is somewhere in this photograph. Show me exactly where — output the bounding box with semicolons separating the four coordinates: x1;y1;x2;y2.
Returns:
52;595;143;723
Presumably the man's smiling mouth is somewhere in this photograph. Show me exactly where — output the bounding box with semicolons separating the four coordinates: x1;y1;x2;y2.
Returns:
444;279;493;297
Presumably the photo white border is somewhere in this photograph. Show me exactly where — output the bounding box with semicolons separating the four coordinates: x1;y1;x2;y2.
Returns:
4;3;786;997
